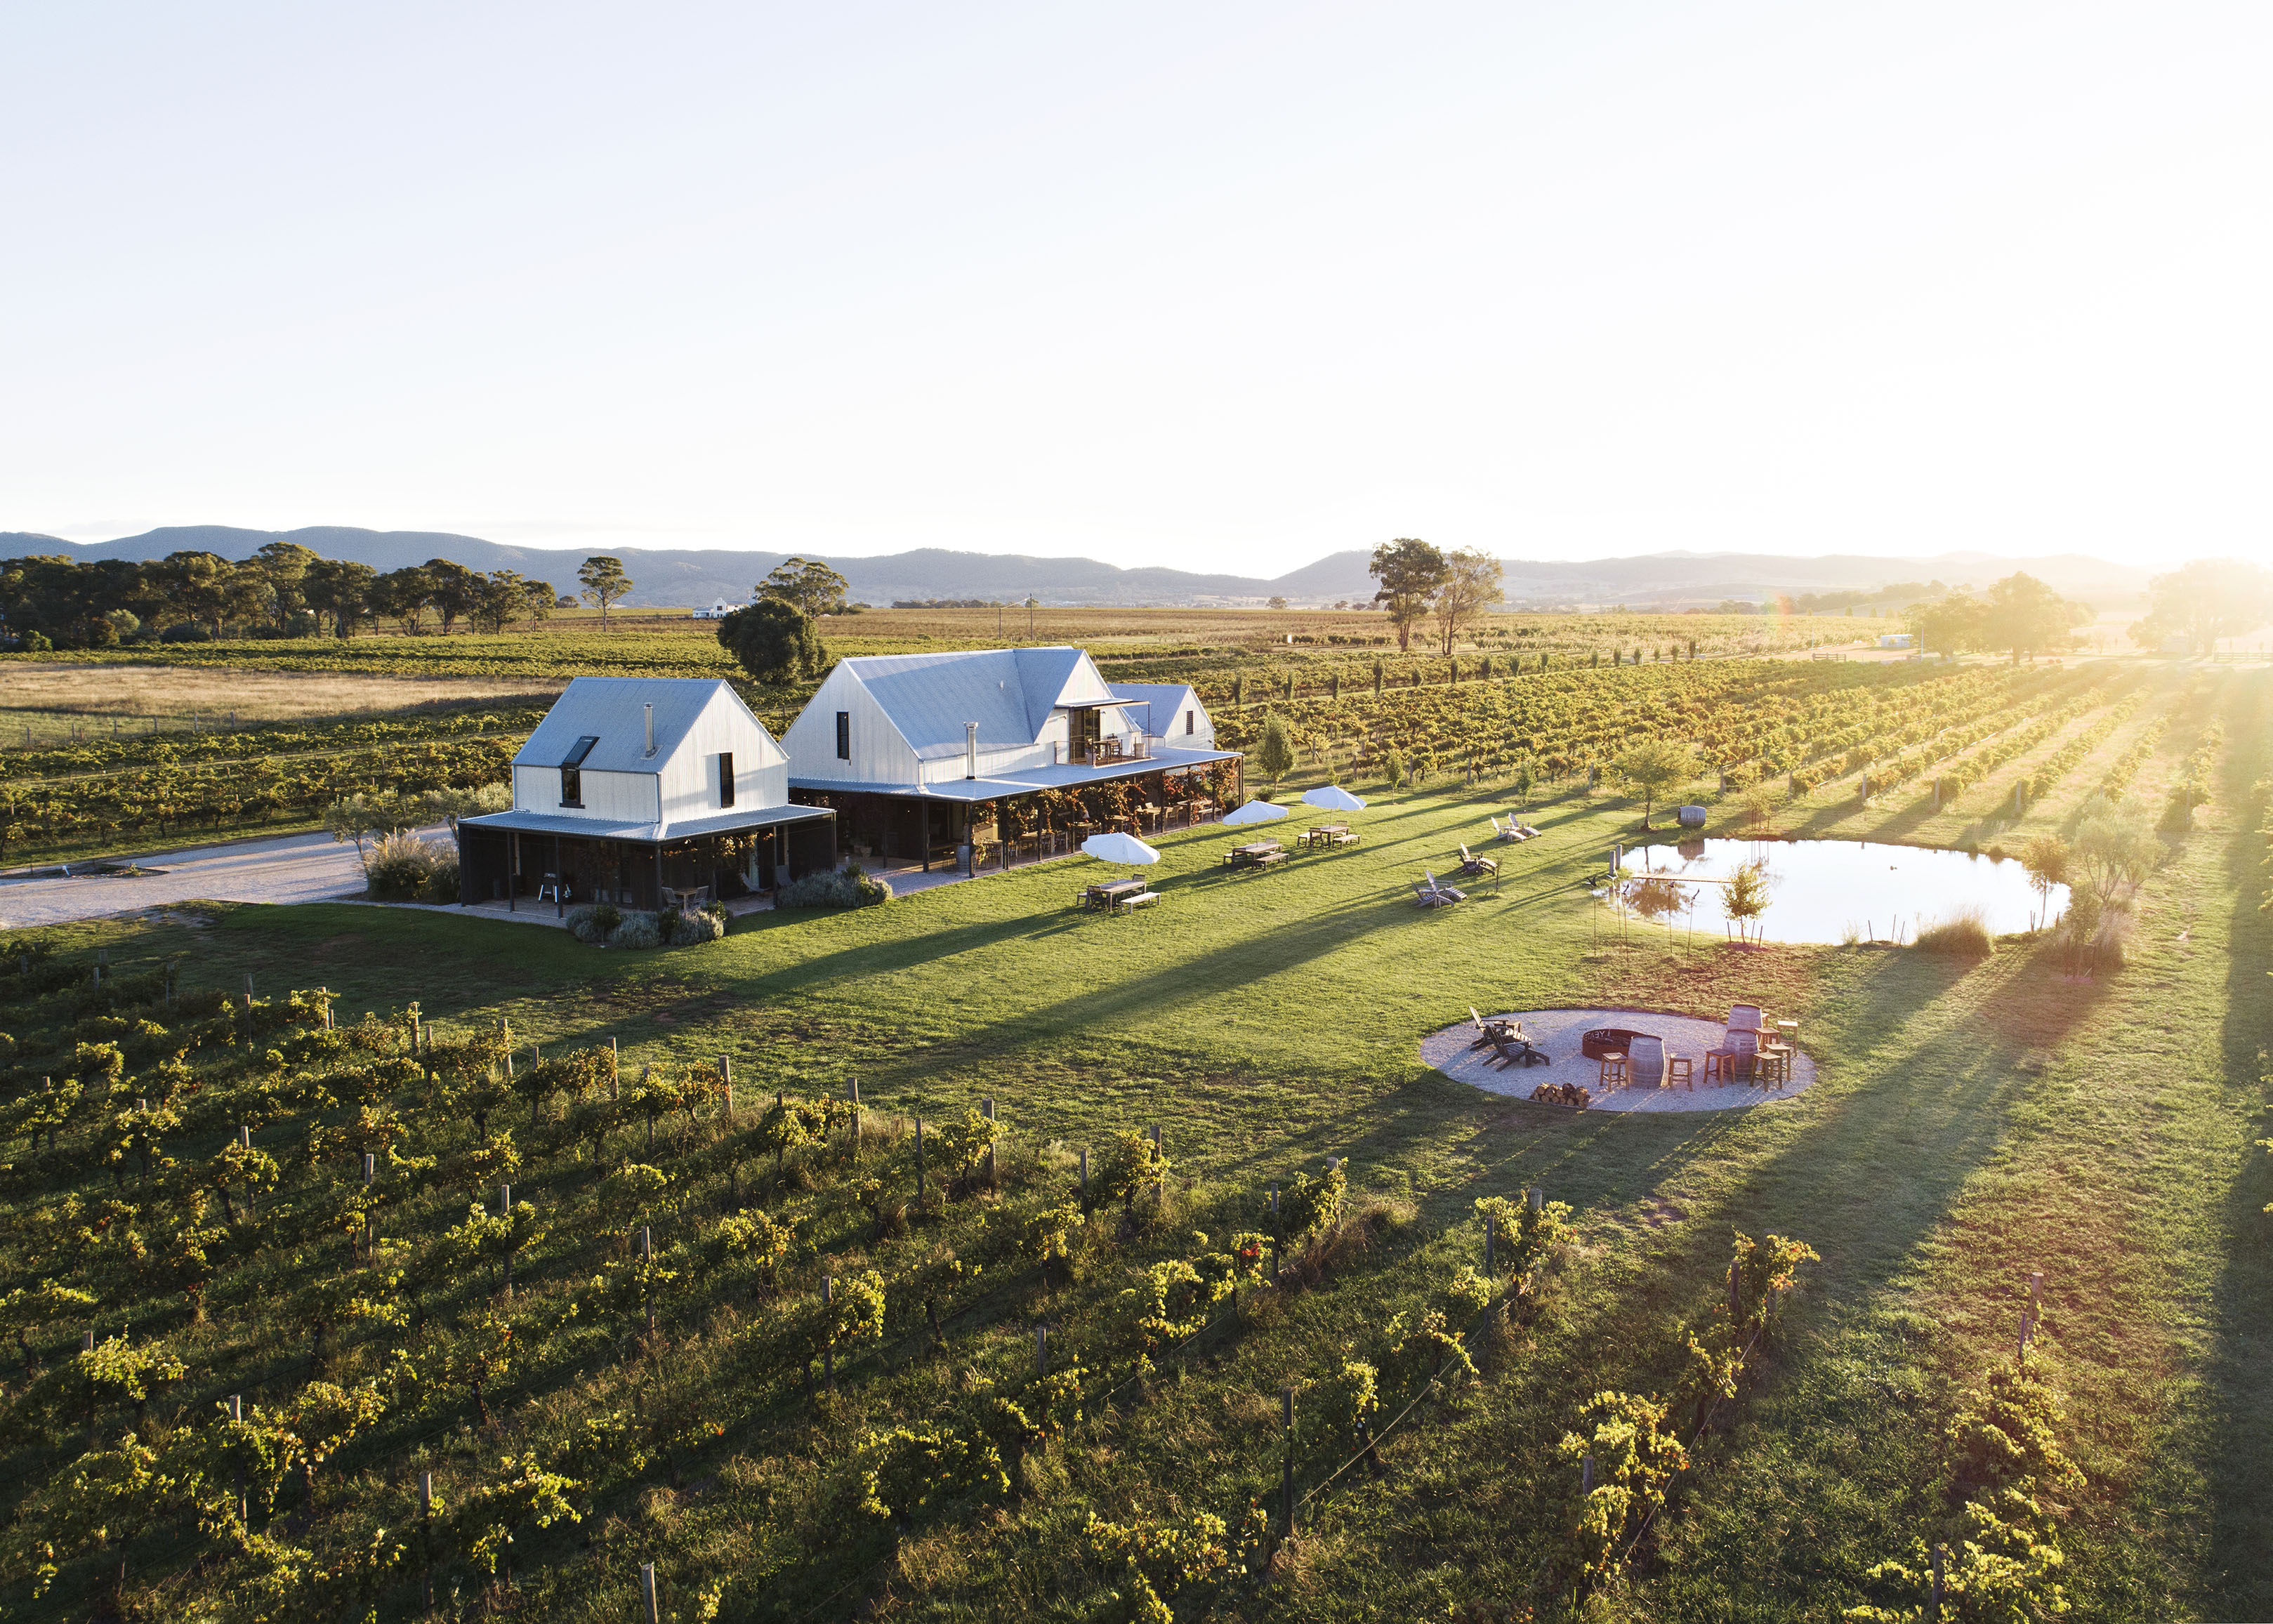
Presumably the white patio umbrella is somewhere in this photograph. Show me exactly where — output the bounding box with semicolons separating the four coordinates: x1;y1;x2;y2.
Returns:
1081;831;1160;865
1302;784;1367;812
1220;799;1290;827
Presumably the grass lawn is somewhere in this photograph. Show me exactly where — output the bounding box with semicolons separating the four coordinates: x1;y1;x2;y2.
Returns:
8;669;2268;1620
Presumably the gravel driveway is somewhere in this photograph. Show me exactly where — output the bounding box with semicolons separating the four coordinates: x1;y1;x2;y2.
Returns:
0;828;444;929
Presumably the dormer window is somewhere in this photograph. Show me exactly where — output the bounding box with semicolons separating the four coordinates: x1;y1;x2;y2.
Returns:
559;734;598;808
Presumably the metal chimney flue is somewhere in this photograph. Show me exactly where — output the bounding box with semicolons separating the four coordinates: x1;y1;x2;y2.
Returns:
644;702;654;757
966;722;977;779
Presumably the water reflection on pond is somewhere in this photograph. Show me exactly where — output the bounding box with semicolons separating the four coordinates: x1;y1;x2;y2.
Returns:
1612;838;2063;945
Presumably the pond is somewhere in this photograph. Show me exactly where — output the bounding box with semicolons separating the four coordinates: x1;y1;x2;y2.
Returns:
1607;838;2064;945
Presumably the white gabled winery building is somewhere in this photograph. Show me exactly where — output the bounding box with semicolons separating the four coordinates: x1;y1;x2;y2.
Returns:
456;677;836;909
779;648;1240;869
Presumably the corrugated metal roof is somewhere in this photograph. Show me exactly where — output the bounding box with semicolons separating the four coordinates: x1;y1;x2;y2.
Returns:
793;777;1038;803
831;647;1128;761
513;678;777;774
1107;682;1200;734
462;803;831;843
786;744;1237;800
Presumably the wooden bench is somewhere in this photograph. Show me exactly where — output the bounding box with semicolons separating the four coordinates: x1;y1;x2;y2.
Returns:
1119;890;1161;912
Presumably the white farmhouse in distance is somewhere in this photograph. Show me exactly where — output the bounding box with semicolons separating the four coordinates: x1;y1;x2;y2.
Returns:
455;677;836;910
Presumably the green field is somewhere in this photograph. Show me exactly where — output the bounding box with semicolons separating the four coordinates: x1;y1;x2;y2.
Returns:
2;662;2266;1620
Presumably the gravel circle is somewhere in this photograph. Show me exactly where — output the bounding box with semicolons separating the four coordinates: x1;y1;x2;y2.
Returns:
1421;1006;1818;1113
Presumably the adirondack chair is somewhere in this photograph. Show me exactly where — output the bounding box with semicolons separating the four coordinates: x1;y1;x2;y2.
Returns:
1414;870;1466;906
1458;843;1498;876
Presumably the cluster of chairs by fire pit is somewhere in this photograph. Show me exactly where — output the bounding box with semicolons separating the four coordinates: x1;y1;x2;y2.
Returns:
1468;1003;1798;1106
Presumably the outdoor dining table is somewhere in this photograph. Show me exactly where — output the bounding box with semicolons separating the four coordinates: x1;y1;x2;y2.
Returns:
1223;840;1286;870
1086;878;1150;911
1303;824;1355;849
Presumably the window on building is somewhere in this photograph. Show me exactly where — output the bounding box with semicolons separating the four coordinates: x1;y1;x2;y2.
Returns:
718;751;734;807
559;734;598;807
835;711;850;760
1185;708;1195;734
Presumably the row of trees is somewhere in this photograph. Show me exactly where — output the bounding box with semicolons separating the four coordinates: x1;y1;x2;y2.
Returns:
0;546;648;649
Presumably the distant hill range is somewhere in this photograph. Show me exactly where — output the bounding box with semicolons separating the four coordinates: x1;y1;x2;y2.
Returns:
1;524;2154;610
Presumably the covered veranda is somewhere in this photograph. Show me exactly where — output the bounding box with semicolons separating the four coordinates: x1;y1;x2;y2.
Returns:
790;747;1242;873
456;804;837;912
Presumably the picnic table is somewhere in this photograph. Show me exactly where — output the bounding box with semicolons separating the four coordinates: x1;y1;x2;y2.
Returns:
1303;824;1358;849
1223;840;1288;871
1082;877;1153;912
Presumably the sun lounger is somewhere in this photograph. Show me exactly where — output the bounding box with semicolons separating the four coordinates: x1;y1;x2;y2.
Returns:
1458;843;1498;876
1414;870;1465;906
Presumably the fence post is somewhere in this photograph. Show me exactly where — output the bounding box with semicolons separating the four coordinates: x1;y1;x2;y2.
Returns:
420;1470;435;1613
363;1154;376;1257
499;1184;513;1296
642;1226;654;1333
983;1097;997;1184
1078;1146;1088;1211
1930;1544;1944;1621
720;1055;732;1120
642;1562;661;1624
1727;1260;1741;1323
610;1036;619;1098
1581;1452;1593;1494
1149;1125;1164;1199
1036;1323;1047;1378
916;1117;926;1199
1282;1387;1297;1540
850;1077;861;1158
824;1276;836;1389
1270;1183;1282;1281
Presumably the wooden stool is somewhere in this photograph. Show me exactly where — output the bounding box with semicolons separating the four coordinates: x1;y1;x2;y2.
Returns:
1758;1048;1793;1089
1597;1051;1628;1090
1664;1055;1693;1090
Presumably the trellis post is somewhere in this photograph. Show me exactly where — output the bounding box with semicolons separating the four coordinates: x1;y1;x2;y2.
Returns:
232;1395;248;1526
1282;1387;1298;1540
983;1097;997;1184
823;1276;836;1389
642;1562;661;1624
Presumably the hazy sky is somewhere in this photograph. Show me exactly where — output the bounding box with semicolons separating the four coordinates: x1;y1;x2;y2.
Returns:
4;2;2268;574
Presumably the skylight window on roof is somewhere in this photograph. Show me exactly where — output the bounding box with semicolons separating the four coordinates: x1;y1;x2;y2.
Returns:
561;735;600;768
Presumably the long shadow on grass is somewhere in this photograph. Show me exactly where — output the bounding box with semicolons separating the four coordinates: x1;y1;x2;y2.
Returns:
2198;678;2273;1618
